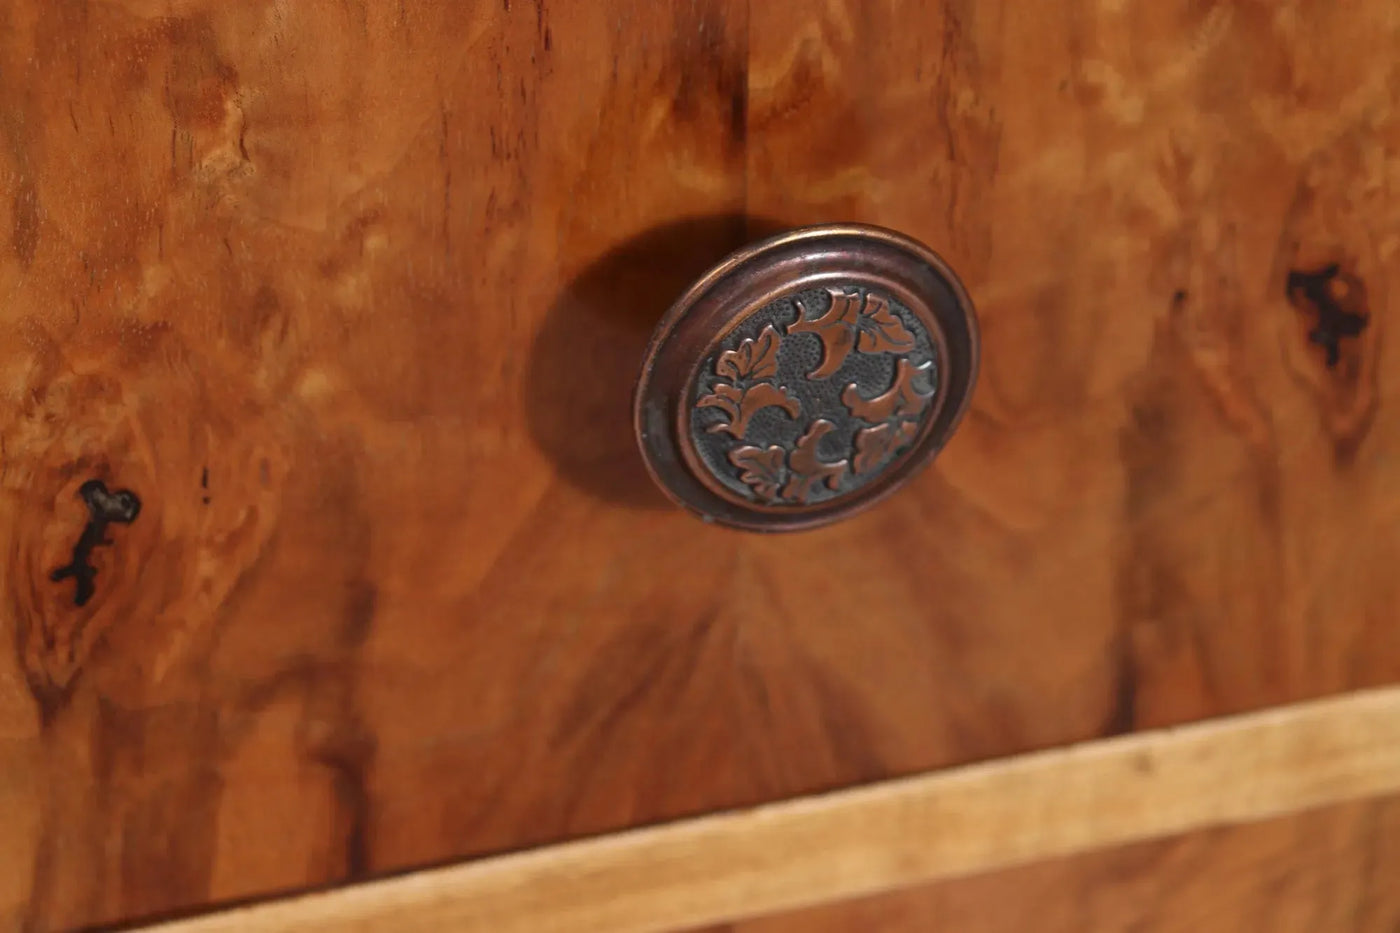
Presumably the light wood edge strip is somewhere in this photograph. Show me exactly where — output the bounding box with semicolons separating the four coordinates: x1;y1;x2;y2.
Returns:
146;687;1400;933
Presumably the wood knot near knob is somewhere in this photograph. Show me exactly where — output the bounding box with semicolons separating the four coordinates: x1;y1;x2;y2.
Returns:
633;224;979;532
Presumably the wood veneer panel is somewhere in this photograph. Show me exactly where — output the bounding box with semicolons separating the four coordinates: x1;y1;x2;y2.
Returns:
1;0;1397;928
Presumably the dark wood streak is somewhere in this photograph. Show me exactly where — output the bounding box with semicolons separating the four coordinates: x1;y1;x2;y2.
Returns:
315;577;380;882
1101;628;1139;738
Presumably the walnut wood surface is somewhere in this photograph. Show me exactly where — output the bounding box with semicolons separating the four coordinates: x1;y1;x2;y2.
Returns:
133;688;1400;933
1;1;1397;929
723;795;1400;933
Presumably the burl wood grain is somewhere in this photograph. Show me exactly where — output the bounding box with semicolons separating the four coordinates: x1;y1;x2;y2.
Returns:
0;0;1397;929
721;795;1400;933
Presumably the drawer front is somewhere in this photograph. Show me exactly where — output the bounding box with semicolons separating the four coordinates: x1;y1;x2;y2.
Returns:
1;2;1397;929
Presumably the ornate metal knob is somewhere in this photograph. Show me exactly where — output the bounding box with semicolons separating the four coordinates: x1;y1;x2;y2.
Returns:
634;224;979;532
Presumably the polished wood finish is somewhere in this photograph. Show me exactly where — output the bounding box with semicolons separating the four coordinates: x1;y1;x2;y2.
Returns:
135;688;1400;933
1;1;1398;929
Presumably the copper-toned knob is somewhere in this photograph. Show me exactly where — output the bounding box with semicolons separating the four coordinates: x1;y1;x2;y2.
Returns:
634;224;978;532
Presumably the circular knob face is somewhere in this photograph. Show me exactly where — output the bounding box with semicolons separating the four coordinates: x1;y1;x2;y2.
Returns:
634;224;978;532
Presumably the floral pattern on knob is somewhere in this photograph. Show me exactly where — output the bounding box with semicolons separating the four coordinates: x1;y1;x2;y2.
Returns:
688;286;940;508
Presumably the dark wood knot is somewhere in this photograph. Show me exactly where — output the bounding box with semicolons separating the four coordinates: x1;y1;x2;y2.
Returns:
49;479;142;607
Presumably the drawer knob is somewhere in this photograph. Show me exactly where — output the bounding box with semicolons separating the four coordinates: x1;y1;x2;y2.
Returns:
633;224;978;532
